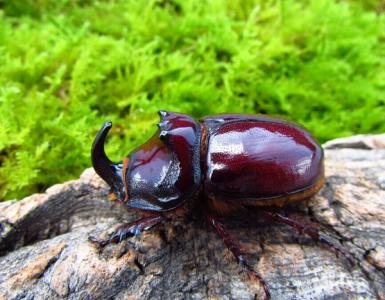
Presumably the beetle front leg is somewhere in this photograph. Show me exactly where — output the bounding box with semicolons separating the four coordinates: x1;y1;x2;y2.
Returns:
207;215;271;300
89;215;165;247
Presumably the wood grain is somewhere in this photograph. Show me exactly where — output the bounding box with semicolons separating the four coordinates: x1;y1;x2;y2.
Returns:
0;134;384;300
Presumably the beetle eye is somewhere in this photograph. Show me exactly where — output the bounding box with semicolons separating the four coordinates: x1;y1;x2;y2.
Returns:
159;130;169;141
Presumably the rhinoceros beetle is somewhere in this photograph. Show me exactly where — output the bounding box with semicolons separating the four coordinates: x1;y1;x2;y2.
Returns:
91;111;350;300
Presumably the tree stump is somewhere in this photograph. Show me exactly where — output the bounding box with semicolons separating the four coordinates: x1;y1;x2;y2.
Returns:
0;134;385;300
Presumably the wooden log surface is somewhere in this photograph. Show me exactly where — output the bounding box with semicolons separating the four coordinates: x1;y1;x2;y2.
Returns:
0;134;385;300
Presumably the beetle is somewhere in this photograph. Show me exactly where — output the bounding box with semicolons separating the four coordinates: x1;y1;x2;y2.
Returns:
91;111;348;299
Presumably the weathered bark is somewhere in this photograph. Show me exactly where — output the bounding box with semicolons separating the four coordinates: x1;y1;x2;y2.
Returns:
0;134;385;300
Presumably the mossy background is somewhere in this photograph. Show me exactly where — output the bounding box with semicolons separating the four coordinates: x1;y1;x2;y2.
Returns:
0;0;384;201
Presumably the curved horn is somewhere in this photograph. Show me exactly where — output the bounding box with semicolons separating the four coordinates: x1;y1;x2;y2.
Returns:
91;122;124;199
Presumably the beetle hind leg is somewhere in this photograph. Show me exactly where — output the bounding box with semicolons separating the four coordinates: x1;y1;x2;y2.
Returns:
260;210;355;266
89;215;165;247
207;215;271;300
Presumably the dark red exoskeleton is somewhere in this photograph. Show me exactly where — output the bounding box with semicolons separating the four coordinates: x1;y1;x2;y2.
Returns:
91;111;347;299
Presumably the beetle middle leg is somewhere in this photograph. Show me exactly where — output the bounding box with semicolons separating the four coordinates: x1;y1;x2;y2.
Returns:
89;215;165;247
207;214;271;300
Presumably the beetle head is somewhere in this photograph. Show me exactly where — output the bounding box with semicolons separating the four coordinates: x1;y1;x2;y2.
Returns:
91;111;201;212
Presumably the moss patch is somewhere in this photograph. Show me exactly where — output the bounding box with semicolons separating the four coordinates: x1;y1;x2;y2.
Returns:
0;0;384;200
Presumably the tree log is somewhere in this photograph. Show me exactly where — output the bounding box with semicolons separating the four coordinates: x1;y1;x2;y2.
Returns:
0;134;385;300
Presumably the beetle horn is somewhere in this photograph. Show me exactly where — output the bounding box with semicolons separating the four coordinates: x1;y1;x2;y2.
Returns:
91;121;124;200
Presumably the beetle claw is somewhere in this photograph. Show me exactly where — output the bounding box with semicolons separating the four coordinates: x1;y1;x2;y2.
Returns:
88;216;165;248
88;235;109;247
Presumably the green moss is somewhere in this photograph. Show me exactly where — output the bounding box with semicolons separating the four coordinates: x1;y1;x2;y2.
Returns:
0;0;384;200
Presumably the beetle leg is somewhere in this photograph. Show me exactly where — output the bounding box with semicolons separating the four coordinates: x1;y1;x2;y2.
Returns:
89;215;165;247
207;215;271;300
260;211;355;266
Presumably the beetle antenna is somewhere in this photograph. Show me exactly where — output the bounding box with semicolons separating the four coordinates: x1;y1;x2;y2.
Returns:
91;121;124;200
